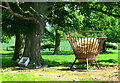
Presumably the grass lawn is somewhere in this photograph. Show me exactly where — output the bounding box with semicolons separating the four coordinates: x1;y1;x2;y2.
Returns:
0;49;119;81
1;50;118;67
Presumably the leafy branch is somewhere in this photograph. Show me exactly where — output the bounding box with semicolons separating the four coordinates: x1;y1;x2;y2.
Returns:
80;3;120;18
1;2;39;24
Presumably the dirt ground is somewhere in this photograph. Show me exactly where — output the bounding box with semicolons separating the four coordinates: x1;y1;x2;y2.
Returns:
1;65;119;81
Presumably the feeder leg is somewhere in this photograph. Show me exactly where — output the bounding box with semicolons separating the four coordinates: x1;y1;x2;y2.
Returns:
70;57;77;70
86;58;89;70
95;60;100;69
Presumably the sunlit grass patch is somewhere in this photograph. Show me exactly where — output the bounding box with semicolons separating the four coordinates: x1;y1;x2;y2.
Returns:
2;72;50;81
97;50;118;65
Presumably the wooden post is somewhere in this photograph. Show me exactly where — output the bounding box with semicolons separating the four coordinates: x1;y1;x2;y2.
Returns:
70;57;77;70
95;60;100;69
86;58;89;70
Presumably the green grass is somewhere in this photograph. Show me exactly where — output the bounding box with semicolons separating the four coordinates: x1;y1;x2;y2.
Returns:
1;50;119;68
2;73;50;81
0;50;118;72
0;51;17;67
97;50;119;65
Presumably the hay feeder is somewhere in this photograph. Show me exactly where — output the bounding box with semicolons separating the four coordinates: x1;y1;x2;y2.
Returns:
67;31;106;70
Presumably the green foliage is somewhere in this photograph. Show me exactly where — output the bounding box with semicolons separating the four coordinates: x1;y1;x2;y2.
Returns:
3;2;120;43
2;2;35;43
82;11;119;42
42;27;55;43
2;33;11;43
2;9;35;35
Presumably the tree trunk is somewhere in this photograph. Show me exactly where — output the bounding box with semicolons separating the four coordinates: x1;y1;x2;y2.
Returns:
53;29;60;55
22;35;31;57
12;34;25;60
22;2;50;67
102;41;106;53
23;19;45;67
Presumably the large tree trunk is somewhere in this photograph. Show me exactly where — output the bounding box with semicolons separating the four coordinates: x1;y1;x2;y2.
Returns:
53;29;60;55
22;2;49;67
22;20;45;67
12;34;25;60
29;22;45;66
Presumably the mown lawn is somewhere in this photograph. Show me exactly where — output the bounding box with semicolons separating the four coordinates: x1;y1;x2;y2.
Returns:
1;50;118;68
0;50;119;81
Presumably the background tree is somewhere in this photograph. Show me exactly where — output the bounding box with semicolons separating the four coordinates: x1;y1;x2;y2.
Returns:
47;4;84;55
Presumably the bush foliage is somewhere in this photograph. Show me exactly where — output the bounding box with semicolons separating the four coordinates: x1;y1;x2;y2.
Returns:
106;42;118;49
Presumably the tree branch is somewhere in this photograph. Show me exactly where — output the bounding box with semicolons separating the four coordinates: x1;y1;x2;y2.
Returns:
47;2;57;9
82;5;120;18
29;7;44;18
16;1;33;17
48;2;69;15
1;3;39;24
16;0;25;13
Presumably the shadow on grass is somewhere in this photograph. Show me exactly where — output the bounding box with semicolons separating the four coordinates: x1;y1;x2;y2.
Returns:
1;53;14;55
99;51;116;54
41;50;116;55
97;59;118;64
1;52;18;68
2;57;18;68
41;51;53;55
45;58;118;71
44;59;73;67
2;57;118;72
41;51;74;55
44;59;89;71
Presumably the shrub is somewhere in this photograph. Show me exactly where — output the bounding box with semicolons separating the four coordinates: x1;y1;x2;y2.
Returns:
41;43;55;51
106;42;118;49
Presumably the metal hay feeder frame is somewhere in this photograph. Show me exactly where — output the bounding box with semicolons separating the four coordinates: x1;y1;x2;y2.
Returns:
67;31;106;70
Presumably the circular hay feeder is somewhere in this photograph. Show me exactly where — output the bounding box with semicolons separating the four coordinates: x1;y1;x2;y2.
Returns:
67;31;106;70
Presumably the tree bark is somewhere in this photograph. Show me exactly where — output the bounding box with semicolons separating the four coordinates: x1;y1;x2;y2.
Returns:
22;35;31;57
12;34;25;60
53;29;60;55
29;23;45;66
102;41;106;53
22;19;45;67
